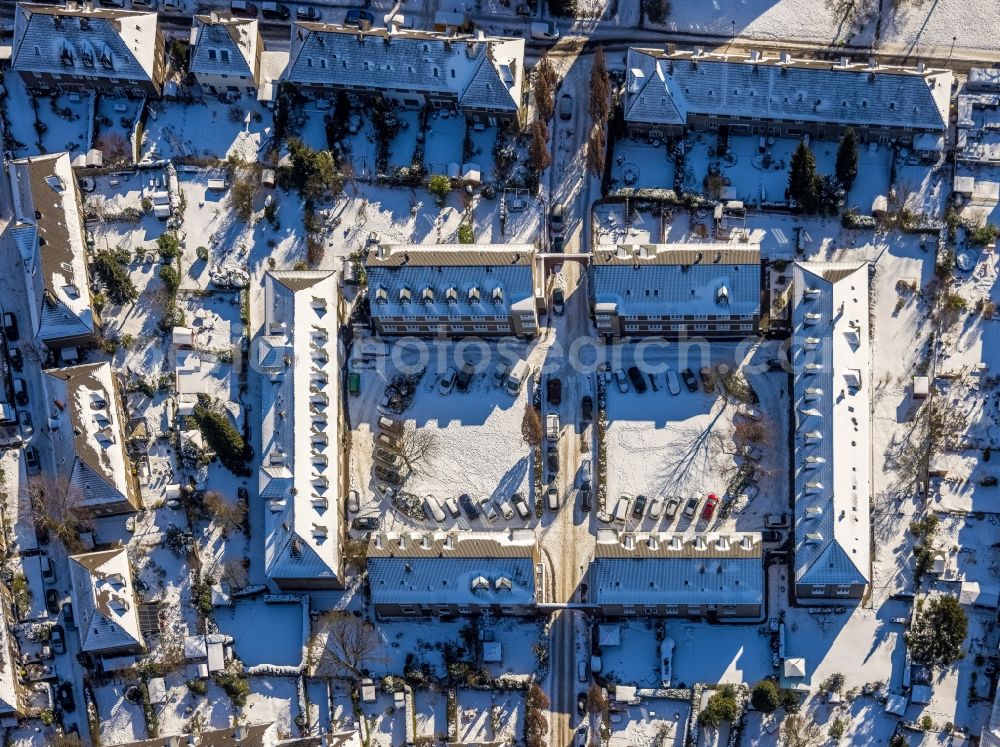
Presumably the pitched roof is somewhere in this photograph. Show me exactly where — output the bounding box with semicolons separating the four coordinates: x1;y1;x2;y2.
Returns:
45;362;138;513
260;272;341;584
69;548;144;653
791;262;871;589
190;14;259;82
12;3;160;86
108;723;275;747
590;243;761;318
592;530;764;607
0;590;21;715
7;152;94;344
367;531;537;607
624;48;952;132
286;24;522;113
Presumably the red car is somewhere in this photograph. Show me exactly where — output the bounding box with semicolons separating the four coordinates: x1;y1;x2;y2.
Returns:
702;493;719;520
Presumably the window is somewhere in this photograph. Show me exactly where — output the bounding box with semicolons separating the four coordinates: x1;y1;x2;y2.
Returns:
458;605;472;614
474;325;488;332
500;606;516;614
722;605;737;614
836;585;852;596
665;606;679;615
400;605;418;615
811;585;826;595
208;49;217;61
622;605;636;615
436;606;451;615
643;606;657;615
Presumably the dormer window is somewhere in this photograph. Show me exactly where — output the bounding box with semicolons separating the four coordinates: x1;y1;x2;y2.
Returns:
445;287;458;303
468;287;480;304
399;287;411;304
492;287;503;304
208;49;217;61
421;287;434;304
221;50;230;63
375;286;387;304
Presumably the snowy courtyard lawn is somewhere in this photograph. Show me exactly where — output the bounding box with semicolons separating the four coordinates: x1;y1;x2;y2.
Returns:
215;600;305;667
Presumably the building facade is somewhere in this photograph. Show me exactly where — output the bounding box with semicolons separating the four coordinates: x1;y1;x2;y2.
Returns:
259;272;344;590
791;262;871;602
366;244;540;338
190;13;262;97
12;3;165;96
285;25;524;125
589;243;761;339
591;530;764;619
367;531;539;617
624;47;951;145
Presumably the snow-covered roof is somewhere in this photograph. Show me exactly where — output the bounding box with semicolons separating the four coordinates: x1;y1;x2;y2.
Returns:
591;531;764;608
45;362;139;514
791;262;871;590
111;723;276;747
783;657;806;677
624;48;951;133
367;244;536;323
367;530;538;607
960;580;1000;608
260;272;341;585
984;679;1000;746
190;14;259;82
286;24;523;114
7;152;94;345
0;589;21;715
69;548;144;654
590;243;761;318
969;67;1000;93
12;3;161;87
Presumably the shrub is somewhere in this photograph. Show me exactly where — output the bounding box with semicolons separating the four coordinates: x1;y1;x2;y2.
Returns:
231;178;256;222
92;251;139;304
906;595;968;667
457;223;474;244
428;174;451;201
187;678;208;696
750;679;779;713
141;197;153;213
643;0;669;23
829;718;846;739
159;265;180;292
157;232;182;260
967;223;1000;246
193;403;251;476
196;246;209;261
698;685;738;727
214;669;251;708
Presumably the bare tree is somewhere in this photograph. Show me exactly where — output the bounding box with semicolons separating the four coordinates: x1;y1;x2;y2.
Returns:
589;47;611;123
781;713;824;747
533;55;557;123
586;124;606;176
521;403;542;447
309;613;388;678
204;490;248;533
30;473;93;553
399;427;440;471
529;120;552;172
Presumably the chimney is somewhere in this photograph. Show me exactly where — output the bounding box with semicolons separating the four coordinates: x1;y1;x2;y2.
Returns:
839;55;850;68
210;10;218;22
749;50;760;62
916;61;925;73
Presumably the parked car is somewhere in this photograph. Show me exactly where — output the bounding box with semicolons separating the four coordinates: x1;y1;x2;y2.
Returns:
344;7;374;26
456;362;475;392
579;485;591;512
495;496;514;520
371;464;403;487
9;348;22;372
546;445;559;474
647;496;663;519
374;448;403;470
18;410;32;438
577;659;588;682
512;492;531;519
577;692;586;715
45;589;59;614
131;0;156;8
742;444;764;462
57;681;75;712
552;288;565;316
346;489;360;513
682;496;699;518
614;369;629;393
423;496;446;523
547;377;562;405
459;493;480;520
632;494;647;518
613;494;631;523
493;361;510;387
352;516;379;531
699;366;715;392
230;0;258;16
546;486;560;511
261;0;290;18
443;496;461;519
581;396;593;422
296;4;320;20
437;368;457;396
766;357;787;372
627;366;647;393
890;616;909;625
478;497;498;522
559;93;573;120
13;378;28;406
664;497;680;518
376;432;402;450
62;602;74;629
49;625;65;655
3;312;19;342
550;204;564;237
762;530;782;543
24;445;40;475
702;493;719;521
765;513;790;528
161;0;184;11
681;368;698;392
665;367;680;395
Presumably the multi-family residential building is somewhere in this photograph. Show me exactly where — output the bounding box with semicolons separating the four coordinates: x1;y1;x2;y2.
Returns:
8;152;96;349
623;47;951;145
45;362;141;517
69;548;146;655
588;243;761;339
0;589;24;720
113;724;277;747
189;13;263;97
12;2;165;96
259;272;344;590
366;244;540;338
367;530;539;617
286;25;524;125
791;262;871;602
591;530;765;619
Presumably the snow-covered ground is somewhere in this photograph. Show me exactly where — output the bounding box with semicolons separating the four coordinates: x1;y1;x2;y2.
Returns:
455;688;524;744
142;99;273;162
424;111;466;173
37;92;91;156
611;138;675;191
608;698;689;747
214;601;305;667
594;203;662;246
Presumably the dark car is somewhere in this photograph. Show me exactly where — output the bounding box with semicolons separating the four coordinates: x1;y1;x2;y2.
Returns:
24;445;40;475
3;312;18;342
547;445;559;474
559;93;573;120
627;366;647;394
296;4;320;19
577;692;586;715
681;368;698;392
699;366;715;393
459;493;480;520
62;602;74;629
238;486;249;504
552;288;565;316
581;396;593;423
35;521;49;545
261;1;290;18
371;464;403;487
579;485;591;512
13;378;28;406
49;625;66;655
230;0;258;16
344;7;374;27
352;516;379;531
9;348;22;372
547;377;562;406
57;681;75;712
550;204;564;237
456;363;475;392
632;493;647;518
46;589;59;614
762;529;782;543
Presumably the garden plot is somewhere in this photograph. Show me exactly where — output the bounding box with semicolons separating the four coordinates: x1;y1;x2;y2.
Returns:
214;600;304;668
95;681;147;744
245;677;298;735
369;618;468;678
414;690;447;742
2;76;41;156
94;95;144;165
360;692;405;747
845;142;893;213
154;678;239;736
455;689;524;744
291;104;332;153
424;111;466;173
36;92;92;155
482;617;545;679
669;622;772;686
466;125;498;183
342;111;378;180
142;99;272;162
597;621;661;687
610;138;676;191
387;108;421;170
604;344;789;533
895;160;950;219
593;203;662;246
608;700;689;747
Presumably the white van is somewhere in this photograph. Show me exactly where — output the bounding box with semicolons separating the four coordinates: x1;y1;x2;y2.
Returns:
505;360;529;396
530;21;559;40
443;496;461;519
424;495;446;523
579;459;592;485
613;494;632;524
